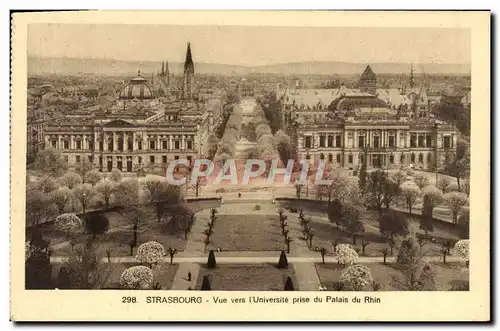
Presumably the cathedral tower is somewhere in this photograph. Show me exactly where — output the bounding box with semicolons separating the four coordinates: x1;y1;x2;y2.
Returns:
409;64;415;88
182;42;195;100
165;61;170;86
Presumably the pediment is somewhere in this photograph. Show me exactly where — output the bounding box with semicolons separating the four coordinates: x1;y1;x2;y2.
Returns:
103;119;136;127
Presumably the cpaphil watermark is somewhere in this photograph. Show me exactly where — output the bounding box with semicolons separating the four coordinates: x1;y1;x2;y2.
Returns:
165;158;334;186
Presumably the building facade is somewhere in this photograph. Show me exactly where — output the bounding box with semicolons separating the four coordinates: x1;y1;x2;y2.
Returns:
280;66;458;171
43;43;222;174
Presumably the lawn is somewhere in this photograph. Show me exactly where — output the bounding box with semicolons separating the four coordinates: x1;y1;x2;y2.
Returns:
209;214;285;251
316;262;469;291
319;216;456;257
185;199;221;213
276;201;460;257
50;262;178;289
195;264;297;291
55;221;187;257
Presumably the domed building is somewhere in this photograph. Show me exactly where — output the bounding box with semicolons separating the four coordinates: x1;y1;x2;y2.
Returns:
118;71;155;100
280;65;458;172
42;42;224;175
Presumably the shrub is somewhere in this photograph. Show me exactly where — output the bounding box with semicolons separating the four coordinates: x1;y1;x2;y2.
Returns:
331;281;345;291
135;241;165;266
457;208;470;239
120;266;154;289
396;235;422;265
335;244;359;265
57;266;72;289
371;281;381;291
84;212;110;238
450;282;470;291
201;275;211;290
54;213;83;233
454;240;469;262
284;276;294;291
340;264;373;291
207;250;216;269
277;251;288;269
419;263;437;291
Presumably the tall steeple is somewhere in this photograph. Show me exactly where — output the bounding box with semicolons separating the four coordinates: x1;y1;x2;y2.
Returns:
165;61;170;86
409;64;415;88
182;42;195;100
161;61;165;76
184;42;194;75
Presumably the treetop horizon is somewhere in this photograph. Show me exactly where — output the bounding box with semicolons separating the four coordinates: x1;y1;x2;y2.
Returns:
165;158;334;186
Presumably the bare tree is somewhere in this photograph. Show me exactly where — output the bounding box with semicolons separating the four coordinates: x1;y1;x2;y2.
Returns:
402;186;421;215
437;176;451;193
365;170;387;214
391;235;426;291
114;178;153;249
26;188;55;225
85;169;102;186
413;174;430;190
190;176;207;197
72;183;96;214
34;147;68;176
109;169;123;183
142;179;183;223
51;187;72;215
95;179;116;211
59;172;82;212
61;237;116;289
76;158;94;182
444;192;468;224
37;176;58;194
390;170;407;190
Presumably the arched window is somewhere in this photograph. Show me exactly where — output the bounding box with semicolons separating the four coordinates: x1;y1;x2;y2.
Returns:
320;153;325;160
418;153;424;163
427;153;432;164
410;153;416;163
400;154;405;164
328;154;333;163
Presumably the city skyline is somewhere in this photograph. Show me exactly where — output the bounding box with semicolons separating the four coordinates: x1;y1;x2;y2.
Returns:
28;24;471;66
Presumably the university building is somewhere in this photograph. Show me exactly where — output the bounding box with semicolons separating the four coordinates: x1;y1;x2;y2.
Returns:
279;65;458;171
43;43;223;174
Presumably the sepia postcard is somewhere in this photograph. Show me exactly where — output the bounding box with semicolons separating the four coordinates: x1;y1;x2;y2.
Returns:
10;10;490;322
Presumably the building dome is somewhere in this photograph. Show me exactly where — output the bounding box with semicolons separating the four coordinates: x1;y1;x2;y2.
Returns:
118;71;154;100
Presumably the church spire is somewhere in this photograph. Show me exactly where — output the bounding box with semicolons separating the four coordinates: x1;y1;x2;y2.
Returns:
165;61;170;86
182;42;195;100
184;42;194;74
409;64;415;88
161;61;165;75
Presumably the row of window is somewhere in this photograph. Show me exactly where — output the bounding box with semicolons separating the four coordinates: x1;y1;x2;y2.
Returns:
307;152;436;166
51;139;193;151
305;135;453;149
72;155;192;165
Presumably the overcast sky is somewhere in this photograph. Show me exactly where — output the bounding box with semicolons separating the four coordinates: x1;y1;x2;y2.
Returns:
28;24;470;66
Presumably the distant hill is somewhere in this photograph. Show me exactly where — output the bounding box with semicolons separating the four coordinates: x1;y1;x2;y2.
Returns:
28;57;471;76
